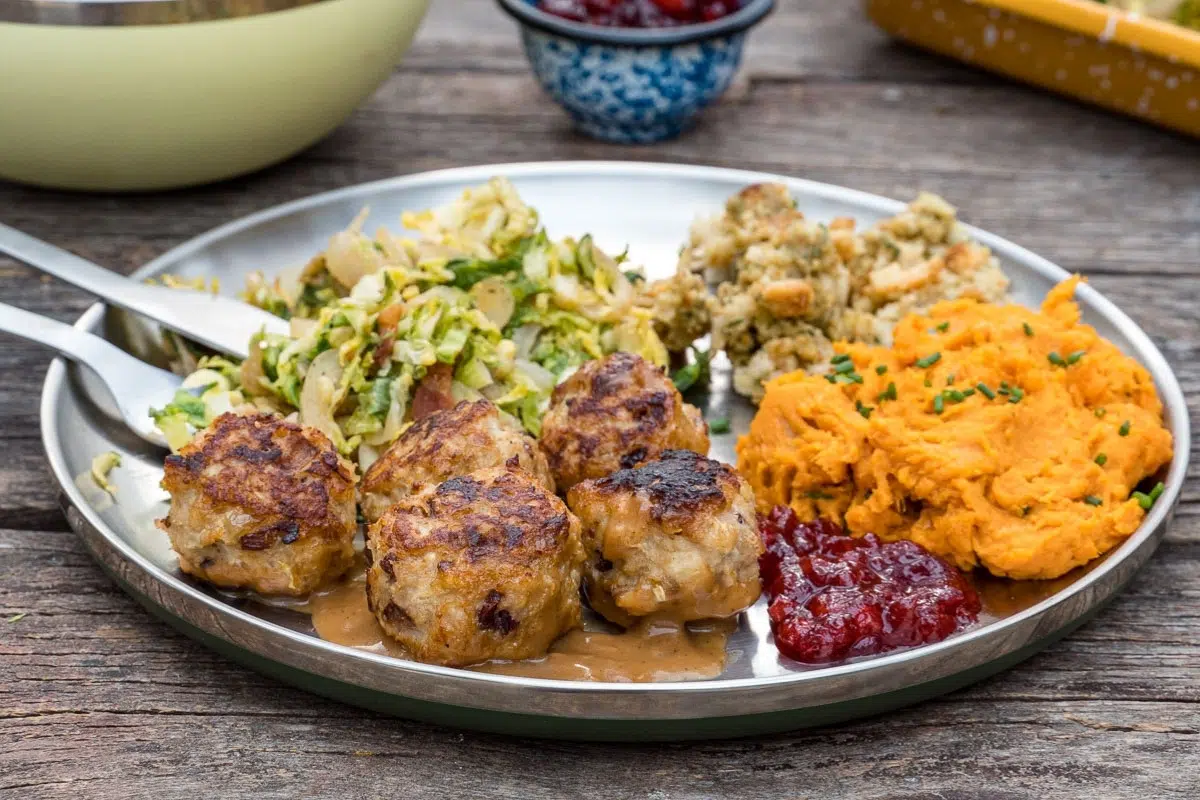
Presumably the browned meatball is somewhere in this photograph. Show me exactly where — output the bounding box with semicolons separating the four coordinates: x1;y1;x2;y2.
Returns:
158;413;357;596
366;466;584;666
539;352;710;492
360;400;553;523
567;450;762;627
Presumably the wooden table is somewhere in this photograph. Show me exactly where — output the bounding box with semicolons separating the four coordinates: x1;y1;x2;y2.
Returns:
2;2;1197;797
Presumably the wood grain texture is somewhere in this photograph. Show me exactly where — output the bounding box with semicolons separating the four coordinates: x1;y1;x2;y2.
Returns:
1;1;1197;798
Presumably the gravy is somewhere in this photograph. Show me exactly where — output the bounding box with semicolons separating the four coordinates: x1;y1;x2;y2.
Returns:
294;566;733;682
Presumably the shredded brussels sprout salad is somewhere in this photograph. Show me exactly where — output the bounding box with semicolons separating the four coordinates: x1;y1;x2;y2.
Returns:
151;178;673;470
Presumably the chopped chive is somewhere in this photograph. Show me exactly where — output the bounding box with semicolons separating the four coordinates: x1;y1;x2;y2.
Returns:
945;389;966;403
1119;420;1131;436
825;374;838;384
1094;453;1108;466
936;321;950;332
856;400;874;420
834;373;856;384
1023;322;1034;337
708;417;731;434
1066;350;1086;365
877;382;898;402
997;386;1010;396
831;353;852;364
924;378;933;388
833;359;856;374
946;373;956;386
1132;483;1162;510
962;387;976;397
805;490;834;500
977;382;996;400
933;395;945;414
1008;387;1024;404
1094;407;1107;418
1048;352;1066;367
876;365;888;375
1084;495;1103;507
915;352;942;368
849;373;864;384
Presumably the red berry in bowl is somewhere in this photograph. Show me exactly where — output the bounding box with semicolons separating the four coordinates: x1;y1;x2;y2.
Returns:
539;0;740;26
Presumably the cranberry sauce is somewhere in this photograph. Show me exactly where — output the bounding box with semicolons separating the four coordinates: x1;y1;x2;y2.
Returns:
759;507;981;664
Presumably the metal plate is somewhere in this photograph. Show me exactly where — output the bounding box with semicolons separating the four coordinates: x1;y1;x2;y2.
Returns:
41;162;1190;740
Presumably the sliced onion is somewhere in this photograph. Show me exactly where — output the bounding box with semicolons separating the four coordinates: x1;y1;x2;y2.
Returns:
481;382;507;402
511;324;542;360
470;277;515;328
325;231;384;290
357;443;380;474
514;358;557;392
551;272;582;308
289;317;319;339
363;383;408;447
240;339;268;396
374;228;414;268
181;368;230;393
299;350;345;448
325;208;385;289
606;265;634;311
451;381;485;404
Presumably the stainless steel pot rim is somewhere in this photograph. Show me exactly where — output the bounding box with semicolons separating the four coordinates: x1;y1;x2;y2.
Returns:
0;0;334;26
40;160;1191;698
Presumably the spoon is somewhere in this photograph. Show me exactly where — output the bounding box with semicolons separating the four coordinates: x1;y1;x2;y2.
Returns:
0;222;289;359
0;302;181;448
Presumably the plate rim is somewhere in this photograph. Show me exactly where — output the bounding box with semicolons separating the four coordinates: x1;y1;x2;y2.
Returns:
40;160;1192;714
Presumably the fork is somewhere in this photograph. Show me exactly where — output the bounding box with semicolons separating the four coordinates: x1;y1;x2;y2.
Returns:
0;222;289;359
0;302;181;448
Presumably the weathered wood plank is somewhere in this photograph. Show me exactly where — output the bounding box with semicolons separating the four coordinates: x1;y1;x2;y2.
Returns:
2;79;1196;280
406;0;990;83
0;520;1195;796
2;519;1197;713
0;2;1197;795
1;699;1197;799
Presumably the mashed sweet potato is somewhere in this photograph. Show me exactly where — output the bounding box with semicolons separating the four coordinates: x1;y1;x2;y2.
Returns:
737;277;1173;580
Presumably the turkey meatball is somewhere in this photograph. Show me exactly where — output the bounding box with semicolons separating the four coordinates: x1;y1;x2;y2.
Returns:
366;466;584;666
158;413;357;596
360;400;553;523
539;352;710;492
567;449;762;627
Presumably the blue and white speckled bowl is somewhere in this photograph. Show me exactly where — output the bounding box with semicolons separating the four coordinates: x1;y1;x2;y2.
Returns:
496;0;775;143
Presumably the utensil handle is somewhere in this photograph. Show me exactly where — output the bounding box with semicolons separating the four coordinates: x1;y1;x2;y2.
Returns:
0;302;135;369
0;222;150;303
0;221;212;346
0;302;180;447
0;222;286;358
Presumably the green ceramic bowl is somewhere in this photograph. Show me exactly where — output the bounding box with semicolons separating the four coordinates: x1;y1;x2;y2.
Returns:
0;0;430;191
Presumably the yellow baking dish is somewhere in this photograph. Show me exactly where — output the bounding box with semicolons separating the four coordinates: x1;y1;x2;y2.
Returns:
866;0;1200;137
